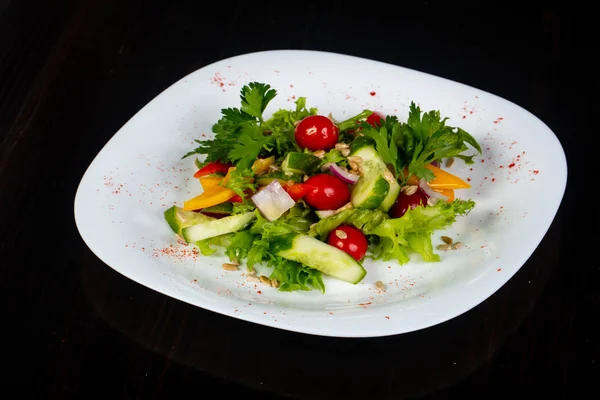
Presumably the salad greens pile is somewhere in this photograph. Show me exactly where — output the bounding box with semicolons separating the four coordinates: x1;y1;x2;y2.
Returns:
165;82;482;293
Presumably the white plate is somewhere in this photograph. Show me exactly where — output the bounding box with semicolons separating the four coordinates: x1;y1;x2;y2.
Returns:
74;50;567;338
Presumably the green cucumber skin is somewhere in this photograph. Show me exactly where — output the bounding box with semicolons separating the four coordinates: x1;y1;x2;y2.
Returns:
164;205;214;235
181;212;256;243
378;179;401;212
282;152;321;174
351;177;389;209
275;234;367;284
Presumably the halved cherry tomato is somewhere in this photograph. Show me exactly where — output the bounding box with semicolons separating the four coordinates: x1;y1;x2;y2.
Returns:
389;187;429;218
303;174;350;210
284;183;315;202
294;115;340;151
327;225;368;261
193;161;232;178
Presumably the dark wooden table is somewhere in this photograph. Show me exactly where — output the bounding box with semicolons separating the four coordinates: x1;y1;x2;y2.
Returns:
1;1;597;398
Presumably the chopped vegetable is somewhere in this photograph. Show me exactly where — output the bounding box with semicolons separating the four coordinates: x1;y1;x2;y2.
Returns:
166;82;482;293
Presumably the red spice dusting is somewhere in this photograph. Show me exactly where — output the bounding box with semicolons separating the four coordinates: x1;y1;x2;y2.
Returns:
152;243;199;262
385;316;390;319
467;177;471;182
257;291;262;295
508;163;516;168
493;117;504;124
532;170;539;175
491;178;496;182
497;268;502;272
369;91;376;96
211;72;225;88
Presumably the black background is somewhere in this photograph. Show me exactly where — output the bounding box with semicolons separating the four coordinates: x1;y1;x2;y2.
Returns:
1;1;597;398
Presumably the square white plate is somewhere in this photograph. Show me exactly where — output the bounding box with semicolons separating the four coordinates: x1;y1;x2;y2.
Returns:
74;50;567;337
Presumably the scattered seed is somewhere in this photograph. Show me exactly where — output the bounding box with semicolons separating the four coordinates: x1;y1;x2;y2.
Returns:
313;149;326;158
259;275;272;286
437;244;452;251
247;275;261;283
451;241;463;250
271;279;280;288
335;202;353;214
348;160;358;170
375;280;385;290
403;185;418;196
383;169;395;184
268;164;280;171
335;229;348;239
441;236;453;244
427;197;438;206
341;148;351;157
284;171;294;176
357;165;365;176
335;142;349;151
303;174;309;182
346;155;363;164
222;263;239;271
445;157;455;168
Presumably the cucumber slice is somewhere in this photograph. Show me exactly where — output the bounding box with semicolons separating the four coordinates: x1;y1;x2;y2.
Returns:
274;234;367;284
181;212;256;243
281;152;321;175
255;171;303;186
164;205;215;235
378;174;401;212
349;145;390;209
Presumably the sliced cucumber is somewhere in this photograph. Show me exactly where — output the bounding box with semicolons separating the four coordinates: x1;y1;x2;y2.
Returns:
349;146;390;209
281;152;321;175
378;173;401;212
164;205;215;236
181;211;256;243
273;234;367;284
255;171;303;186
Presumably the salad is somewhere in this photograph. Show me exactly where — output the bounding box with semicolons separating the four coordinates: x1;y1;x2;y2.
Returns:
163;82;482;293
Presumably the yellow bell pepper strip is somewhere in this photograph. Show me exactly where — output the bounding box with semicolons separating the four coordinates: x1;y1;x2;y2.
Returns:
251;156;276;175
182;185;236;211
184;167;238;211
405;164;471;190
198;175;224;191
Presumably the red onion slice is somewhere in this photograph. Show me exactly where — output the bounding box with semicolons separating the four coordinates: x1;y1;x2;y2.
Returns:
329;163;359;184
418;178;448;204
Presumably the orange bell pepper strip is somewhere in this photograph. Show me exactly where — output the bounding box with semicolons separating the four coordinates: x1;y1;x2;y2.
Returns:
405;164;471;190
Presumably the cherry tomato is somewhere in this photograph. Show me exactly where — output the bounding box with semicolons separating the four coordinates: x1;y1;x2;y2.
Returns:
294;115;340;151
366;111;385;127
327;225;368;261
388;187;429;218
284;183;315;202
193;160;232;178
303;174;350;210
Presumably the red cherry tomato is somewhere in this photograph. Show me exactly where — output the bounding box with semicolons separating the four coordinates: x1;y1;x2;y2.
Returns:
327;225;368;261
303;174;350;210
193;160;232;178
366;111;385;127
294;115;340;151
389;187;429;218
